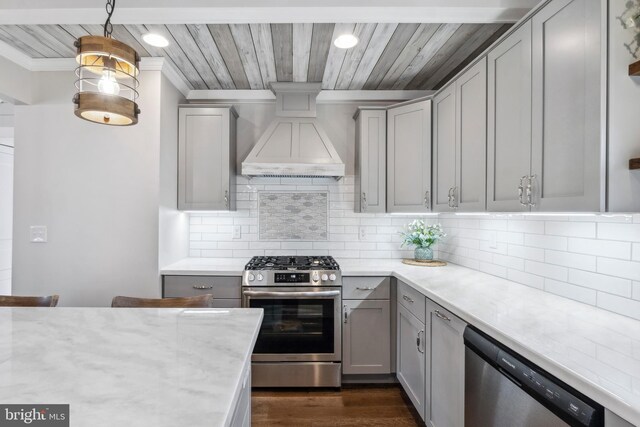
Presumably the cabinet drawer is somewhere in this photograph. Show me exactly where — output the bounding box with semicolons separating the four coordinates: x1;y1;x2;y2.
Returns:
397;280;426;323
343;277;390;300
163;275;241;299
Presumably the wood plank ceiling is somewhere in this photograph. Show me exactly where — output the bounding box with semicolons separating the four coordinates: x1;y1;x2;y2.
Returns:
0;23;510;91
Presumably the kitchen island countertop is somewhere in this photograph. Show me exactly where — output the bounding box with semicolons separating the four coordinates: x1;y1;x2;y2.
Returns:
0;307;263;427
162;257;640;425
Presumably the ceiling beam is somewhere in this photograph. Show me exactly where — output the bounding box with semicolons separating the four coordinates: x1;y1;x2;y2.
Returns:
0;0;540;24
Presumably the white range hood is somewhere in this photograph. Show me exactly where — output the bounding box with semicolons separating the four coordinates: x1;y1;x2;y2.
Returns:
241;83;345;179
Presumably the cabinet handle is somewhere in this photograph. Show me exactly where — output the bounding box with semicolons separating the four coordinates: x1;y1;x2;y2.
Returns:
424;191;430;209
526;175;536;207
362;192;368;212
224;190;229;208
447;187;453;208
518;176;528;207
402;294;414;304
453;186;459;208
417;330;425;354
344;305;348;324
193;285;213;290
434;309;451;322
356;286;376;291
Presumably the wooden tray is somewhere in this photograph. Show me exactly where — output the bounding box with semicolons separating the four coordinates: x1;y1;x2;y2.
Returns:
402;259;447;267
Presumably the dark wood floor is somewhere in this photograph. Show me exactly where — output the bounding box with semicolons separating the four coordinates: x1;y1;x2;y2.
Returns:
252;385;423;426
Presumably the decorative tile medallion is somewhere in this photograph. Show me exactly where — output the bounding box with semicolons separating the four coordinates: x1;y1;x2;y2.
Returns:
259;192;328;240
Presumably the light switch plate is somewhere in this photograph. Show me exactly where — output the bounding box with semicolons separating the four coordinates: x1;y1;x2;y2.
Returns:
233;225;242;239
30;225;47;243
359;226;367;241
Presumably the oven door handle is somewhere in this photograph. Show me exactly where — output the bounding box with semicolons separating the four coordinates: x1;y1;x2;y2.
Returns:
243;290;341;298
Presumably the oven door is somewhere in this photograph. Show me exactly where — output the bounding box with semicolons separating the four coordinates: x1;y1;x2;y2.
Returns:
243;287;341;362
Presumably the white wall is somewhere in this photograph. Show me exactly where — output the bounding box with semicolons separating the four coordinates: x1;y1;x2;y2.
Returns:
0;56;31;105
158;74;189;268
12;70;181;306
0;144;13;295
608;0;640;211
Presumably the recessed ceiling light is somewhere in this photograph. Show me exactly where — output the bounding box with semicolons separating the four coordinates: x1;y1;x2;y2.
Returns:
142;33;169;48
334;34;358;49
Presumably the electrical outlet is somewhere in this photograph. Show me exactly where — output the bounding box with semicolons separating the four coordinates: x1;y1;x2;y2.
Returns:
359;226;367;241
233;225;242;239
30;226;47;243
489;231;498;249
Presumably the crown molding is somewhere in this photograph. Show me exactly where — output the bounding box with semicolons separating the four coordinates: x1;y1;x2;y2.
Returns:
0;40;191;97
187;89;434;103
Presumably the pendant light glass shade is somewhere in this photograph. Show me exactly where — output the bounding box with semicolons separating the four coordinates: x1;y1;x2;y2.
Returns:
73;35;141;126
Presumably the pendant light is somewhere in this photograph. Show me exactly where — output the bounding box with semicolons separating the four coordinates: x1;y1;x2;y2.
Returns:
73;0;141;126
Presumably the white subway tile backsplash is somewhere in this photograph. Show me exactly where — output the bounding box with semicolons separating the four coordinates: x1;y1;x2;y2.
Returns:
568;238;631;260
545;221;596;238
525;260;568;281
567;269;632;297
544;279;597;305
598;223;640;242
544;250;597;272
188;177;640;321
524;234;568;251
597;258;640;281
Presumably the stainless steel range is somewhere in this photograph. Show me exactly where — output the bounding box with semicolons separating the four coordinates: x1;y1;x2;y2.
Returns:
242;256;342;388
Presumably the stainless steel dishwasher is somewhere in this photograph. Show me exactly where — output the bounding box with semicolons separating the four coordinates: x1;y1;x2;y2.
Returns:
464;326;604;427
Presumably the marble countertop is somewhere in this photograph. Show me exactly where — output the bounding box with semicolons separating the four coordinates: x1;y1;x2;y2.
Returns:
162;257;640;425
0;307;263;427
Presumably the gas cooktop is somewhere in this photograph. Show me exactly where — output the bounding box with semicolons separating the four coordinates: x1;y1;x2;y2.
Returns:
245;256;340;271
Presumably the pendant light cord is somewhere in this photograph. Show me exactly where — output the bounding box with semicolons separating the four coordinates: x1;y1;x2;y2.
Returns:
103;0;115;38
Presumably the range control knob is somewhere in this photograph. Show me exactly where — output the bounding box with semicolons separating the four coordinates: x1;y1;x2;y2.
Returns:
248;273;255;282
329;274;337;281
257;273;264;281
312;272;320;282
321;274;329;281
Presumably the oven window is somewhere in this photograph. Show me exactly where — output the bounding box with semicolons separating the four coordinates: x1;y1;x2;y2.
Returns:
250;299;335;354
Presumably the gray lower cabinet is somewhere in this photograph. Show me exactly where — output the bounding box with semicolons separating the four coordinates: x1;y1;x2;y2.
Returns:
162;275;241;308
425;300;466;427
354;108;386;213
530;0;605;211
433;58;487;212
487;21;532;212
230;360;251;427
343;299;391;374
387;100;432;213
342;277;391;375
397;301;426;420
178;106;237;211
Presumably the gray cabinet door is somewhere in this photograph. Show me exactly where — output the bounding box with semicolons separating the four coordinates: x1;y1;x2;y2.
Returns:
387;100;432;213
530;0;605;212
397;302;426;420
456;58;487;212
343;299;391;375
432;85;457;212
354;109;386;213
425;300;466;427
178;107;237;211
487;22;532;212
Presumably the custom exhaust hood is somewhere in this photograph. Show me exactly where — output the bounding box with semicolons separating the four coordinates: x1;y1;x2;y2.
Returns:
241;83;345;179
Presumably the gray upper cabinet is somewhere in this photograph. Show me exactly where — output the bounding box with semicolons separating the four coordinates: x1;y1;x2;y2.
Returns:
387;100;432;213
456;58;487;212
425;300;466;427
354;108;387;213
530;0;605;212
432;85;457;212
486;21;532;212
433;59;487;212
178;106;237;211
